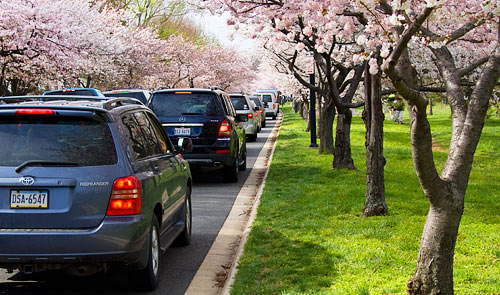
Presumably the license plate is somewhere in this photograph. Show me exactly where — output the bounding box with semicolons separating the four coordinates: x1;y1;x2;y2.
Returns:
174;127;191;136
10;190;49;209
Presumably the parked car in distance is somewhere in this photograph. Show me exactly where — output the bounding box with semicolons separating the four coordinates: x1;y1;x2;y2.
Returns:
148;88;247;182
42;88;105;97
0;96;193;291
249;95;266;128
229;93;259;142
103;89;151;105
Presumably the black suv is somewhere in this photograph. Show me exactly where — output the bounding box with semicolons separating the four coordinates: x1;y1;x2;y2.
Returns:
0;96;193;291
148;88;247;182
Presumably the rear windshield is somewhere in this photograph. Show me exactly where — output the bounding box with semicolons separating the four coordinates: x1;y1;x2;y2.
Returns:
149;92;221;117
230;96;250;110
105;92;147;104
0;116;117;166
250;96;263;107
262;94;273;103
46;90;96;96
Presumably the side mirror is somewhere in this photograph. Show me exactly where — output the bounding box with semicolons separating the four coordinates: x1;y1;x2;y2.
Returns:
236;114;249;122
177;137;193;153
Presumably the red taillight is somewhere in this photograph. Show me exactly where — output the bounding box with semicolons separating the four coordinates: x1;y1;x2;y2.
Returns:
106;176;141;216
277;103;279;106
218;120;231;137
248;113;253;119
113;90;129;93
216;149;230;154
273;104;276;109
16;109;54;115
259;110;264;113
175;91;192;94
62;89;76;92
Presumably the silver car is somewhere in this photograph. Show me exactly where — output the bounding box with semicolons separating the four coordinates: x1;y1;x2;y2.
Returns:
229;93;259;142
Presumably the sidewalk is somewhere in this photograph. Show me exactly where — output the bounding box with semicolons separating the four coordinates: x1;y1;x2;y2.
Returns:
185;114;282;295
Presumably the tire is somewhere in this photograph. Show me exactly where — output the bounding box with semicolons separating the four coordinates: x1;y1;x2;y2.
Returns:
238;149;247;171
223;158;239;183
174;188;192;246
262;120;266;128
272;114;277;120
130;217;161;291
248;133;257;142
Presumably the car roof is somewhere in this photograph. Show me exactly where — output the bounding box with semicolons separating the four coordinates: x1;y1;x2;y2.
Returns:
153;88;226;95
103;89;150;94
42;88;105;97
0;95;145;113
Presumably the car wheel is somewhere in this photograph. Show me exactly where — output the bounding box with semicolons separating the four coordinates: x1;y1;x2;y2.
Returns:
130;216;161;291
248;133;257;142
262;121;266;128
223;158;239;183
174;188;192;246
238;149;247;171
272;114;277;120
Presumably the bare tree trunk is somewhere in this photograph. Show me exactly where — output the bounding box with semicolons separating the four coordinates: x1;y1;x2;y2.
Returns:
333;111;356;170
407;201;463;294
318;100;335;154
362;66;388;216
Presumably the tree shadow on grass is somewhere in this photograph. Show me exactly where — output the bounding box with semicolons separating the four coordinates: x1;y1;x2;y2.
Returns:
232;226;342;295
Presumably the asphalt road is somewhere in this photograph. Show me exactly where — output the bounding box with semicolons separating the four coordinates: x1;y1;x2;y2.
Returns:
0;118;278;295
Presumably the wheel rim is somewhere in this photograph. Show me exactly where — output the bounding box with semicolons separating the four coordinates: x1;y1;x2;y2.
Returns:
151;226;159;276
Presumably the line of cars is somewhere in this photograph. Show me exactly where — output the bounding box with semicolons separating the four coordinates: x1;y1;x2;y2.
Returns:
0;86;280;291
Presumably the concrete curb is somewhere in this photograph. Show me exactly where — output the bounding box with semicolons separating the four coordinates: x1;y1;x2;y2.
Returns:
185;114;283;295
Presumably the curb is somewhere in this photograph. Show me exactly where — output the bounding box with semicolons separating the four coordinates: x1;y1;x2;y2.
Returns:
185;114;283;295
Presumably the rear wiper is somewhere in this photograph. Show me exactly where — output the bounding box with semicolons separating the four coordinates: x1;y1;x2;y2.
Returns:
15;160;79;173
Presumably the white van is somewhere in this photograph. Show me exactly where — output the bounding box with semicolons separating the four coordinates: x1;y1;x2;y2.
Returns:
253;92;278;120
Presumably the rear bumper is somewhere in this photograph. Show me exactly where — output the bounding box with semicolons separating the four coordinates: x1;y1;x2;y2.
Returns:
184;153;234;168
0;214;149;269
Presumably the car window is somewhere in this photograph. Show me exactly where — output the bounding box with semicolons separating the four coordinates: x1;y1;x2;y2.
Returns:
122;113;151;160
149;92;221;117
0;115;117;166
230;96;249;110
262;94;273;103
145;112;173;154
250;96;263;107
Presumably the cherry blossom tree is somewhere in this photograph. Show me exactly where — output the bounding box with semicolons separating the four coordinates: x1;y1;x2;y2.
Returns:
202;0;500;292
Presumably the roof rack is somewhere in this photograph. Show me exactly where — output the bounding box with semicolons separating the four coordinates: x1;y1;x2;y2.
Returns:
102;97;143;110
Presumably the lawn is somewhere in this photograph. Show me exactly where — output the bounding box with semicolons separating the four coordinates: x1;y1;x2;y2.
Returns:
230;105;500;295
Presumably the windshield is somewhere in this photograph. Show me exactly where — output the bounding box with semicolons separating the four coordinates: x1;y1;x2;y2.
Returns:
230;96;250;110
250;96;263;107
105;92;147;104
0;116;117;166
149;92;221;116
262;94;273;103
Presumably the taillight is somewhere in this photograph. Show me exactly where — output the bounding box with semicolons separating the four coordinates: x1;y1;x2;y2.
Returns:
273;104;276;109
16;109;54;115
106;176;141;216
175;91;192;94
259;110;264;113
218;120;231;137
248;113;253;119
62;89;76;92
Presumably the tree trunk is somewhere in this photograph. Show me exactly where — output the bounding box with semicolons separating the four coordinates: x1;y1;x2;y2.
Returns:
318;101;335;154
333;111;356;170
407;200;463;294
362;68;388;216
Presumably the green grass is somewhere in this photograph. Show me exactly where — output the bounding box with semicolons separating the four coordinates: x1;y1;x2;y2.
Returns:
230;105;500;295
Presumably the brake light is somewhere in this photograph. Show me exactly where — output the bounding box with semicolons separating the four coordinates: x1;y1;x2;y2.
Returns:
218;120;231;137
16;109;54;115
273;104;276;109
62;89;76;92
113;90;129;93
259;110;264;113
277;103;279;106
175;91;192;94
106;176;141;216
248;113;253;119
216;149;230;154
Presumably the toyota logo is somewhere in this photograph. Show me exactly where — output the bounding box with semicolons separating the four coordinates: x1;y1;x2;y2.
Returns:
179;116;186;122
20;176;35;186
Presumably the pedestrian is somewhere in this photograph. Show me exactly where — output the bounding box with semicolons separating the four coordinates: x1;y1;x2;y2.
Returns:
392;95;405;124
